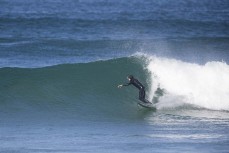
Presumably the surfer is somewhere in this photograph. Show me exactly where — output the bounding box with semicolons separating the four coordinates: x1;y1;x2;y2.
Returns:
118;75;148;103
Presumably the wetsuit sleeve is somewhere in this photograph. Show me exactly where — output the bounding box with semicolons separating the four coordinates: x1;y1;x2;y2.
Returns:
123;82;132;86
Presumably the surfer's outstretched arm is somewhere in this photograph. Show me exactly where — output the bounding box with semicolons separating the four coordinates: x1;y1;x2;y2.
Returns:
117;83;131;88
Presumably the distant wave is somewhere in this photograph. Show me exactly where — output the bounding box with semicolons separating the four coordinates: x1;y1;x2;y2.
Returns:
1;37;229;68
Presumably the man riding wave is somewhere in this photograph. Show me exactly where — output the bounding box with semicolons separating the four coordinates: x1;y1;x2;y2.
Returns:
118;75;148;103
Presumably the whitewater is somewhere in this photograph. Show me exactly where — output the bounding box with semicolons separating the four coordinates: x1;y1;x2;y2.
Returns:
145;55;229;111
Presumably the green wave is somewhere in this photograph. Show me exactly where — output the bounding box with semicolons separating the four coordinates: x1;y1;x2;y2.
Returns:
0;57;151;120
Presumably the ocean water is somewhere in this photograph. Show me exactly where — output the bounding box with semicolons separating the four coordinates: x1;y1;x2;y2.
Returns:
0;0;229;152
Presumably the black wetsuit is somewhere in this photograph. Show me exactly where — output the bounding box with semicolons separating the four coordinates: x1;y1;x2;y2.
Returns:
123;78;146;102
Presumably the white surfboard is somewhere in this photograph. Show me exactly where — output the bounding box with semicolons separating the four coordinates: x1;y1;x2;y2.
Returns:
138;100;156;109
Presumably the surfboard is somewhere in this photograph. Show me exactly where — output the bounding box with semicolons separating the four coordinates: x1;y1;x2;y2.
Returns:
138;100;156;109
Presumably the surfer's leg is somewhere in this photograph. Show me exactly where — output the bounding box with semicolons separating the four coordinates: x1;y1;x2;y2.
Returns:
139;89;145;102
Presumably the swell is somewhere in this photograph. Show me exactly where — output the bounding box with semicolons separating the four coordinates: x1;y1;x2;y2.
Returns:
1;17;228;41
1;17;228;30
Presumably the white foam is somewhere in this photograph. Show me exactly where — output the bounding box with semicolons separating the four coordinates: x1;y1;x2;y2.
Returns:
146;56;229;111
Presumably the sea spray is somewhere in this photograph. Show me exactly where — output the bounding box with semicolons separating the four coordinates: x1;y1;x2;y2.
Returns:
146;56;229;111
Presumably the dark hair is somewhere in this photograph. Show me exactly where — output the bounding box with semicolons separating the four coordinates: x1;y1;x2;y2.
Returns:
127;75;134;80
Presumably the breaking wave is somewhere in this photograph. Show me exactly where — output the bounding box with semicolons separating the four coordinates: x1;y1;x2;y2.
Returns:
1;54;229;121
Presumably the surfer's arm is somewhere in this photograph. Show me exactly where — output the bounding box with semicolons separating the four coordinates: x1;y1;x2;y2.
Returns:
123;82;131;86
117;82;131;88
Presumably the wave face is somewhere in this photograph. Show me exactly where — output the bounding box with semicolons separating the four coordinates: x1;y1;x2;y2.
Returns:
0;57;149;120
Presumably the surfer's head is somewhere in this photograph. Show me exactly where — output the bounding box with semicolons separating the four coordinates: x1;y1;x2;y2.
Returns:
127;75;134;81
